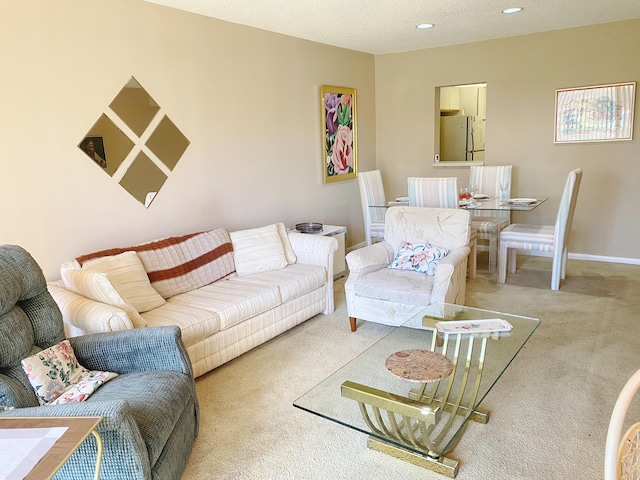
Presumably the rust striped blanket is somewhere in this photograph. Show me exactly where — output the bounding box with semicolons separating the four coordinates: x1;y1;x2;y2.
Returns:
76;228;235;299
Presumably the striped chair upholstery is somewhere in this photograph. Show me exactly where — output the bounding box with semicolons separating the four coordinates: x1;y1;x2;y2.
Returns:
498;168;583;290
468;165;512;272
408;176;458;208
407;177;477;279
357;170;387;246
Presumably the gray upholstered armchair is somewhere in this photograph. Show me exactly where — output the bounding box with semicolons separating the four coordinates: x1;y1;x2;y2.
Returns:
0;244;198;479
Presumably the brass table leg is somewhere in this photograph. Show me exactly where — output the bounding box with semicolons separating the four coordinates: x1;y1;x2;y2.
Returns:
91;429;103;480
367;436;459;478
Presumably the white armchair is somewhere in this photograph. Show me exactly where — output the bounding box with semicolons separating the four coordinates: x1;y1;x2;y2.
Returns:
345;206;471;332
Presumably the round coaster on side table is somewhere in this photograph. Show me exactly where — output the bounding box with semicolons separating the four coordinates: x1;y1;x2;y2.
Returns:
385;349;453;383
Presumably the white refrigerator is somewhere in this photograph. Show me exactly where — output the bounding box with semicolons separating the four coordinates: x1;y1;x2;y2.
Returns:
440;115;485;162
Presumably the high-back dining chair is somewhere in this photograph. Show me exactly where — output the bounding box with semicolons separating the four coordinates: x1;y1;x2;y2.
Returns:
407;176;477;279
408;176;459;208
605;369;640;480
357;170;386;246
468;165;513;272
497;168;583;290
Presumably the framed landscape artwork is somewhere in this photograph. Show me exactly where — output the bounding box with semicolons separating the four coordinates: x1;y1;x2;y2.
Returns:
554;82;636;143
321;85;357;182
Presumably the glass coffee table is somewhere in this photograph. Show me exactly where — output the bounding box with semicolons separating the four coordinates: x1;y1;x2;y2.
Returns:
294;303;540;478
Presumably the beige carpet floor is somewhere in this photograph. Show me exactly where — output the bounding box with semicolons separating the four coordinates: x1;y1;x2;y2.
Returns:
182;255;640;479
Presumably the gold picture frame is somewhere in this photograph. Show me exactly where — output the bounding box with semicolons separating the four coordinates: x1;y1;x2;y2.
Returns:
554;82;636;143
321;85;357;182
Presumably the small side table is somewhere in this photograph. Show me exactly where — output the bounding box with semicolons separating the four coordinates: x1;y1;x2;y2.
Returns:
0;416;103;480
319;225;347;278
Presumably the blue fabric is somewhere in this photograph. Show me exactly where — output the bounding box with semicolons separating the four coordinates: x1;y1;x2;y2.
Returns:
0;245;199;480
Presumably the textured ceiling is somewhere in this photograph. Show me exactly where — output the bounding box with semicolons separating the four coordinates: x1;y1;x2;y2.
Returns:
144;0;640;54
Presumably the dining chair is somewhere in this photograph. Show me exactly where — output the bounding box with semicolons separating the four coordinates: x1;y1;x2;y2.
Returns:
497;168;583;290
468;165;513;272
407;176;477;279
357;170;387;246
605;369;640;480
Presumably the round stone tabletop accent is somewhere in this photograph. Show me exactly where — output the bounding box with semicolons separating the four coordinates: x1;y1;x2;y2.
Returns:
385;349;454;383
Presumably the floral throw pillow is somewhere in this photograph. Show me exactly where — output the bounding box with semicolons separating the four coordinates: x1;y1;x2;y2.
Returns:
21;340;118;405
388;241;450;276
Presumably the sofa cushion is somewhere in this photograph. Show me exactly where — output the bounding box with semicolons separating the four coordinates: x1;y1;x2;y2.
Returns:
140;303;221;348
61;270;148;328
168;280;281;331
227;264;325;303
82;251;166;313
275;222;297;264
354;268;435;306
75;228;235;299
230;224;287;276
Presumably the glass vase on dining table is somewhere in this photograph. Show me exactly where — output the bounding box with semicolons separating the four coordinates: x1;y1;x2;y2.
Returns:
499;179;510;201
458;187;472;207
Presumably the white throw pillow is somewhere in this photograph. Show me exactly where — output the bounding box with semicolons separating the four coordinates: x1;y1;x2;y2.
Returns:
230;224;288;276
275;222;297;264
21;340;118;405
82;251;165;313
61;269;148;328
388;241;450;276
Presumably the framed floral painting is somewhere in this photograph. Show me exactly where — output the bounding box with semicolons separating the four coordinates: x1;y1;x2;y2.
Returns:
321;86;357;182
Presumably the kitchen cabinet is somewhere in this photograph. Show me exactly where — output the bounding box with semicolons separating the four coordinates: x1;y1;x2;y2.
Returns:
440;87;460;111
458;86;487;116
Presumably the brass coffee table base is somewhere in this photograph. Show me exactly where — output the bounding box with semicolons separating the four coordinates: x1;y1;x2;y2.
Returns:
294;303;540;479
367;436;459;477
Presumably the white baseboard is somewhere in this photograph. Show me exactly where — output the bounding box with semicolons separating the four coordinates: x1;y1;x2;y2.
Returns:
347;242;640;266
521;249;640;266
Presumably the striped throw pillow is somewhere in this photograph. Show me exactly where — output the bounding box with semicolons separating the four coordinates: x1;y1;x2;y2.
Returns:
82;251;165;313
230;224;288;276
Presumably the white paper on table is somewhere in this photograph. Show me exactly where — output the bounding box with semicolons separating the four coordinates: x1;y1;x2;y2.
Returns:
0;427;68;480
435;318;513;333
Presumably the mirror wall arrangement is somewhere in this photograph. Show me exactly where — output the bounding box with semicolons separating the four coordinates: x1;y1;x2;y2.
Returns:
78;77;190;207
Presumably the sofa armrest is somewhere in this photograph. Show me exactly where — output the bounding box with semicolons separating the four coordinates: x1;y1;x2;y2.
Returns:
69;326;193;377
287;232;338;314
431;245;470;305
287;231;338;265
48;282;134;335
1;398;138;433
345;241;395;288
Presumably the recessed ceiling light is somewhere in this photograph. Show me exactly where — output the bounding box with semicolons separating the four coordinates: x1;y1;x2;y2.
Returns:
416;23;434;29
502;7;523;14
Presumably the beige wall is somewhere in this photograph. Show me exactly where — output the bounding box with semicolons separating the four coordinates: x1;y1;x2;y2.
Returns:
0;1;376;279
375;19;640;261
1;3;638;280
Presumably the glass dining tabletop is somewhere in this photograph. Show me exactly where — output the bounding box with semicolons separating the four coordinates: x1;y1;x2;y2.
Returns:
460;196;548;211
370;197;548;212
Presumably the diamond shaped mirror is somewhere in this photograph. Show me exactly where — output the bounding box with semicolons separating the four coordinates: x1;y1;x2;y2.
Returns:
78;77;190;208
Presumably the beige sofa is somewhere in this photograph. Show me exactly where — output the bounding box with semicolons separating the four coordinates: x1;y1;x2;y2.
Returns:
48;223;338;377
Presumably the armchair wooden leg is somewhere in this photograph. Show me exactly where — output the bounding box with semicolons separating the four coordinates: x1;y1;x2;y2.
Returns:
349;317;357;332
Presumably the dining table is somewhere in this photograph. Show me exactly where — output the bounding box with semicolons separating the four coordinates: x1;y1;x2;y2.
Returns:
370;196;548;212
459;196;548;211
